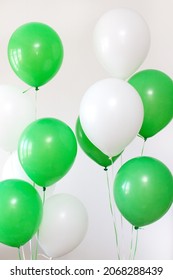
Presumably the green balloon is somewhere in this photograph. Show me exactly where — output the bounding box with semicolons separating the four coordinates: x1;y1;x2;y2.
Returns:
75;117;121;168
8;22;63;88
0;179;43;248
18;118;77;187
114;156;173;228
128;69;173;139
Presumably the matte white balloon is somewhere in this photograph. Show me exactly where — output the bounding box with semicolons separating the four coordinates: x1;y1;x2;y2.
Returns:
80;78;144;157
39;194;88;258
0;85;35;151
93;8;150;79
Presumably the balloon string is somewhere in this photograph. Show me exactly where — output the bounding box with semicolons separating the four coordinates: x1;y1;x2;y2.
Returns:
35;89;38;120
109;156;114;179
34;187;46;260
18;247;22;260
105;169;120;260
120;214;125;258
141;139;147;156
42;187;46;206
133;229;139;260
22;87;33;94
119;153;125;258
129;225;134;259
21;246;26;260
29;239;34;260
34;230;40;260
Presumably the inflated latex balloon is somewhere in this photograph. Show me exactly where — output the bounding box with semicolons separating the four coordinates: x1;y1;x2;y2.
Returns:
75;117;121;168
80;78;144;157
18;118;77;187
0;179;43;248
39;194;88;258
114;157;173;228
0;85;35;151
93;8;150;79
8;22;63;88
128;69;173;139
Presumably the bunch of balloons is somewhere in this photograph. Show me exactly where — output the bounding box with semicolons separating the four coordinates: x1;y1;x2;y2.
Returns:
77;8;173;230
0;8;172;260
0;22;88;259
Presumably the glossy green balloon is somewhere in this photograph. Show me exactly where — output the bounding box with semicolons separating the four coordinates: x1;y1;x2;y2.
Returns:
8;22;63;88
128;69;173;139
114;156;173;228
0;179;43;248
18;118;77;187
75;117;121;168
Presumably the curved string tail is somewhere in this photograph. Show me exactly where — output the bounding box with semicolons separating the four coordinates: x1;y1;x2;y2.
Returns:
22;87;33;94
105;169;120;260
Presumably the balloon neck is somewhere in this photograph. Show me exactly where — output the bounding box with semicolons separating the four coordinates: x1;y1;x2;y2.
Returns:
35;87;39;91
43;187;46;192
104;167;108;171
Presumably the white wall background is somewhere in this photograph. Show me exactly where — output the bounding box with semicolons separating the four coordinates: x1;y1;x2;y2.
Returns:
0;0;172;260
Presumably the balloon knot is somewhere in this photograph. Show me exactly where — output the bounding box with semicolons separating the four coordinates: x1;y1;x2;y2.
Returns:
43;187;46;192
134;226;139;230
104;167;108;171
35;87;39;91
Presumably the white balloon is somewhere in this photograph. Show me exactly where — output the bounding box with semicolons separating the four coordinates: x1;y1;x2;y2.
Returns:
80;78;144;157
0;85;35;151
93;8;150;79
1;150;55;197
39;194;88;258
